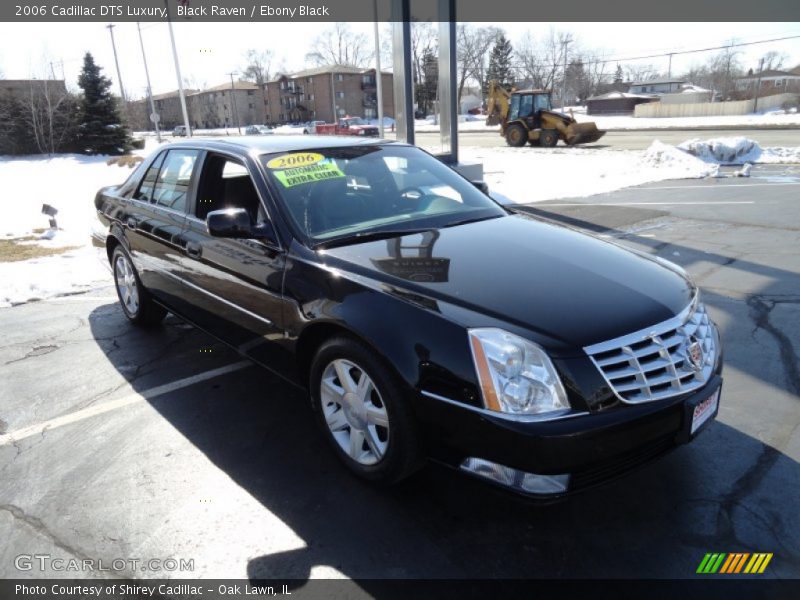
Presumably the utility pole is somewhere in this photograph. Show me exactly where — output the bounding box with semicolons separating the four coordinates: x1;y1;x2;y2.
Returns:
561;36;571;110
164;0;192;136
753;57;765;114
137;22;161;142
667;53;674;79
373;0;384;137
105;24;127;111
227;72;242;134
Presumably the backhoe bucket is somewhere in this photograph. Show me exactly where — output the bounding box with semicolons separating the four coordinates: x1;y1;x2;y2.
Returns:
565;122;605;146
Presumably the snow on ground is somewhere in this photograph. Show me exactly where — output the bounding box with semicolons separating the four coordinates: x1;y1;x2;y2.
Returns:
1;136;799;306
0;141;157;307
465;142;717;205
414;111;800;133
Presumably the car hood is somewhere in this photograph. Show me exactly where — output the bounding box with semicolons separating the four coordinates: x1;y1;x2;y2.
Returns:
321;214;694;350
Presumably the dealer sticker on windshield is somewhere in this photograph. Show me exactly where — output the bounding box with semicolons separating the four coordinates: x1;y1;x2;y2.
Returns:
267;153;345;188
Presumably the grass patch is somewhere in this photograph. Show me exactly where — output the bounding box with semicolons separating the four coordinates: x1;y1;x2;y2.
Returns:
0;238;79;262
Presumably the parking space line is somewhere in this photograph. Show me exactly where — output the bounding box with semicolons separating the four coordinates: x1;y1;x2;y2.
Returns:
541;201;756;206
629;182;800;191
0;361;252;447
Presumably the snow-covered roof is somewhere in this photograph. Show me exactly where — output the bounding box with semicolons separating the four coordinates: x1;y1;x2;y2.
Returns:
587;91;658;101
630;78;686;86
736;69;800;80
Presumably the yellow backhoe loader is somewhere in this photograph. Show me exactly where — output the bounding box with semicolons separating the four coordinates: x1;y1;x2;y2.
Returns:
485;80;605;147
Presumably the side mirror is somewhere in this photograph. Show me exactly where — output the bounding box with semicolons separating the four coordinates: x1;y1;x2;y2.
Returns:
206;208;252;238
472;180;489;195
206;208;278;245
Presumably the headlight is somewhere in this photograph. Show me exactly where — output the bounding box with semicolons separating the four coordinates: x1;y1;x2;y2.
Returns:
469;328;569;415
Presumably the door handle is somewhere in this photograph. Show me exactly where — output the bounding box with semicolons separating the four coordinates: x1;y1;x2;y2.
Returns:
186;242;202;259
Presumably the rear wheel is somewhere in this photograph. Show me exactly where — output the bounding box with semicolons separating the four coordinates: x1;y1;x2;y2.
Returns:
112;246;167;326
310;336;424;484
505;123;528;147
540;129;559;147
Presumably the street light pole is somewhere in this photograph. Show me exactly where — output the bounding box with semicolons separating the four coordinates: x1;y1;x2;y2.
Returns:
561;37;571;111
373;0;384;137
136;22;161;142
105;24;127;108
164;0;192;136
228;72;242;134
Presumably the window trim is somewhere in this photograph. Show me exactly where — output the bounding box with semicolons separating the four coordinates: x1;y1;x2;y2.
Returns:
151;148;202;214
133;150;167;203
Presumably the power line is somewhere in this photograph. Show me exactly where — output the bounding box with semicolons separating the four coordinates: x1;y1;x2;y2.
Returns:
508;33;800;71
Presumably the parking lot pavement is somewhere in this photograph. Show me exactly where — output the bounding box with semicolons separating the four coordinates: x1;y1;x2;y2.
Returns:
1;164;798;581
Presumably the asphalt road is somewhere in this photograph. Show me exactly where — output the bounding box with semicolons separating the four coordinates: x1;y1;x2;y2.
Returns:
1;164;798;582
412;127;800;150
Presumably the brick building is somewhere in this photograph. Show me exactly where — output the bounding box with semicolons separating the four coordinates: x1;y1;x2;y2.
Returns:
0;79;68;101
128;65;394;132
263;65;394;124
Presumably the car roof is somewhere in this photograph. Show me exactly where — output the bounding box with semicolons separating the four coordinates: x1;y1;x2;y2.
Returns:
166;135;399;155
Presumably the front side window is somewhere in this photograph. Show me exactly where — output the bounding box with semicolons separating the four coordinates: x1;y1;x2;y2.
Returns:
195;154;264;222
261;145;505;246
151;149;200;213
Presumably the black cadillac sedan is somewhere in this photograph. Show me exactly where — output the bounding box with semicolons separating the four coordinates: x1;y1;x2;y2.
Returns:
93;136;722;497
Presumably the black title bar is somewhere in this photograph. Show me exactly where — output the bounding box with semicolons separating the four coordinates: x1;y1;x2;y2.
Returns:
4;0;800;23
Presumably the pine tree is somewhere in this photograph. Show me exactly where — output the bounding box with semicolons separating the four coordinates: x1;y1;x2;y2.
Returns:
485;33;514;94
77;52;130;155
614;64;624;84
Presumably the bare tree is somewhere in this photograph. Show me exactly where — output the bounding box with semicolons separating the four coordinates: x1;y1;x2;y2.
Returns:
624;64;661;84
24;80;79;155
515;29;571;91
759;50;788;72
242;49;275;85
306;23;373;67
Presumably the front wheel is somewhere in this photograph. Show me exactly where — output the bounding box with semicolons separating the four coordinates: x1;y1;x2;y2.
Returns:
112;246;167;326
505;123;528;147
310;337;424;484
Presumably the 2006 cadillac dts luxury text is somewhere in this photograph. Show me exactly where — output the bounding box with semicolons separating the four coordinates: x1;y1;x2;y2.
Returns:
92;136;722;497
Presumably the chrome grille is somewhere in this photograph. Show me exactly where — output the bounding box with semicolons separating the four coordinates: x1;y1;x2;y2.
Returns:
584;300;718;404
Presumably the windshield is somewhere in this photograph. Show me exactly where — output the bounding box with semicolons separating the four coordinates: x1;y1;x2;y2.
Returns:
343;118;364;126
261;145;506;246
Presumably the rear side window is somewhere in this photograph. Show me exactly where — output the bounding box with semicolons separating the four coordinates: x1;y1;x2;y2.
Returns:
133;151;165;202
152;149;200;213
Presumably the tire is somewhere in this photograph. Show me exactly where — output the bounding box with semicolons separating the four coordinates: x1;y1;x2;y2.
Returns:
540;129;559;148
309;336;424;484
505;123;528;147
111;246;167;326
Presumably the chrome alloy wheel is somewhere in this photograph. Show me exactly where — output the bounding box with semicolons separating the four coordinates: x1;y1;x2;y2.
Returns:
114;254;140;316
320;359;390;466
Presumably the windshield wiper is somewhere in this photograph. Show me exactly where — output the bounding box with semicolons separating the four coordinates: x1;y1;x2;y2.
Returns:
442;213;505;228
313;227;434;250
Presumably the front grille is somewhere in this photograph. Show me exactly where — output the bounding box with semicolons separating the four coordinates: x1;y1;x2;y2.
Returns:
584;299;718;404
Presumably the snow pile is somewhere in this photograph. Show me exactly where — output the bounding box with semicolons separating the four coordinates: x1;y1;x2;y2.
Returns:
677;137;800;165
641;140;719;178
462;144;716;205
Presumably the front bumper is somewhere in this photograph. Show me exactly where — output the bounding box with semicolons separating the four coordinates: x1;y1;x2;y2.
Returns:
417;373;722;498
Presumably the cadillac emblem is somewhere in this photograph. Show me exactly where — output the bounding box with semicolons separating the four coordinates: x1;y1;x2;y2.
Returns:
687;339;704;370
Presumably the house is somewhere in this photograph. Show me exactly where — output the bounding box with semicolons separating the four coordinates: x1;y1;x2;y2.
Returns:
586;91;658;115
628;78;686;95
0;79;68;101
262;65;394;124
734;68;800;96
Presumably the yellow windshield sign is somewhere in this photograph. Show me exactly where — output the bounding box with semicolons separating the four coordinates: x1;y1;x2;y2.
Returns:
266;152;324;170
272;161;345;188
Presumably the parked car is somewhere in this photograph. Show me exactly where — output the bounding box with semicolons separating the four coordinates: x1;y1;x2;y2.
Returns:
93;137;722;498
245;125;274;135
315;117;379;137
172;125;187;137
302;120;327;134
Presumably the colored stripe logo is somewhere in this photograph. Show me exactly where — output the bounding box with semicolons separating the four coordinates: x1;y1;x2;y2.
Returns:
697;553;773;574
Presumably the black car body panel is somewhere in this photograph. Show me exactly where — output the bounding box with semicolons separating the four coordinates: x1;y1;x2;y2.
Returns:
94;136;723;497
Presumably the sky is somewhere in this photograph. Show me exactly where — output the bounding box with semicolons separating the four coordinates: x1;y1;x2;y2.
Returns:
0;21;799;99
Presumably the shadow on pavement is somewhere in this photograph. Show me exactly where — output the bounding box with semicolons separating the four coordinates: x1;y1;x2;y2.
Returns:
87;299;800;584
